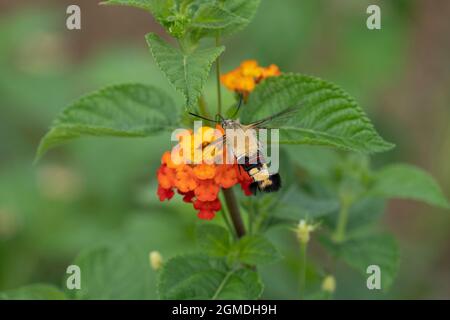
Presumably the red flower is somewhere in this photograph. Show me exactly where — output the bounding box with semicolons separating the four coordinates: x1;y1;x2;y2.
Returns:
179;190;195;203
197;210;216;220
157;186;174;201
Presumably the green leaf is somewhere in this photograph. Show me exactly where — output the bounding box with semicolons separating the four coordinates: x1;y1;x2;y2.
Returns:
67;245;154;299
370;164;449;209
103;1;260;39
285;145;341;178
231;235;282;265
324;197;386;232
192;5;241;30
0;284;66;300
277;185;340;220
346;198;386;231
196;224;231;256
102;1;187;38
321;233;399;290
216;0;261;36
158;254;263;299
101;0;169;15
241;74;394;154
146;33;224;110
36;83;178;160
191;0;260;36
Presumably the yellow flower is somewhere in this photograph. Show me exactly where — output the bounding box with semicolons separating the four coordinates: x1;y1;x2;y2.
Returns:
220;60;281;99
296;219;316;244
149;251;163;270
321;275;336;293
241;60;263;78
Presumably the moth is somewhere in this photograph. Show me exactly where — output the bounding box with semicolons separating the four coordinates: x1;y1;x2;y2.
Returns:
190;98;298;195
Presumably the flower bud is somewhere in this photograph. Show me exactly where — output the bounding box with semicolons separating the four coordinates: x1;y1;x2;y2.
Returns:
321;275;336;293
296;219;315;244
149;251;163;271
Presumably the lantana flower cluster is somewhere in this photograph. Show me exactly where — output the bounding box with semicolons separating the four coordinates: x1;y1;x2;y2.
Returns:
220;60;281;99
157;125;253;220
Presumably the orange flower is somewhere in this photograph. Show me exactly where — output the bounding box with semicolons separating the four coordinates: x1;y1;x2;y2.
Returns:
157;165;175;189
175;165;197;193
262;64;281;78
156;125;253;220
214;165;239;188
161;151;178;169
193;164;216;180
195;180;220;202
220;60;281;99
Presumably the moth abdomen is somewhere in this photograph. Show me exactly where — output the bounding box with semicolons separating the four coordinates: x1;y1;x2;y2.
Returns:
249;173;282;194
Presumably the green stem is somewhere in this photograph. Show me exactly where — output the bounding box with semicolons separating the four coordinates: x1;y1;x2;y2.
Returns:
212;268;236;300
215;34;223;116
220;207;236;240
222;188;246;238
198;95;210;118
299;241;307;299
213;35;245;239
248;203;254;235
256;192;286;233
333;196;352;243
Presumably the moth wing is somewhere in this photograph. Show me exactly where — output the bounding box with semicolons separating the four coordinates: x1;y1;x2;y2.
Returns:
255;139;267;164
244;106;301;129
202;135;234;164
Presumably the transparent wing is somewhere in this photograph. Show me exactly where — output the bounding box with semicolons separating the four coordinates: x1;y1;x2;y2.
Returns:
201;135;234;164
244;106;301;129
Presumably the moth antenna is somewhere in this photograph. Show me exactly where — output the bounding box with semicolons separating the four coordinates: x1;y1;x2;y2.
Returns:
188;112;218;123
230;94;243;118
216;114;225;122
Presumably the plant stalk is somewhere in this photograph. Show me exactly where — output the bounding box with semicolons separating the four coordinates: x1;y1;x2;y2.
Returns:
248;202;255;235
213;33;244;238
333;197;352;243
222;188;246;238
215;34;223;116
299;241;307;299
220;205;236;240
198;95;210;118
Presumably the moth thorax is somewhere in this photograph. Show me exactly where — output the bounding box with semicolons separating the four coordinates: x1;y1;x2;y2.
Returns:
221;119;241;130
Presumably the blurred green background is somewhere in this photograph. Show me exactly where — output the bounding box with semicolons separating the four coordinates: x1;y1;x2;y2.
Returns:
0;0;449;299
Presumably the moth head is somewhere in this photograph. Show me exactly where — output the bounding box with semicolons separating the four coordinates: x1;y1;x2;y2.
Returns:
221;119;240;129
